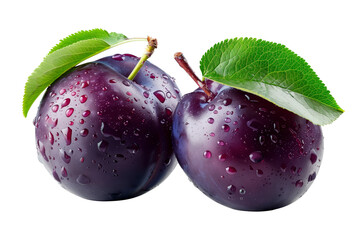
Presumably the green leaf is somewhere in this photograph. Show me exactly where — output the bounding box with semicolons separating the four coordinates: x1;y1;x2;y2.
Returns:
200;38;344;125
23;29;136;117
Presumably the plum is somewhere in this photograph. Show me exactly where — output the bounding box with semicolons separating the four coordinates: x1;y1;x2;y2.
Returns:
34;53;181;200
172;78;323;211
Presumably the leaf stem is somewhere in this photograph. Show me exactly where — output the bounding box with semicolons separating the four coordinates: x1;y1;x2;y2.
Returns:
174;52;214;98
128;37;157;80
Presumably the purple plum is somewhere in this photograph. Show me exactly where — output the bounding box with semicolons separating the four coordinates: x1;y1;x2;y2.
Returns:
172;80;323;211
34;53;181;200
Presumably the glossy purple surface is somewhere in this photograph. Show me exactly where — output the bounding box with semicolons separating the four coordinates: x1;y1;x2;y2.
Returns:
34;54;181;200
172;80;323;211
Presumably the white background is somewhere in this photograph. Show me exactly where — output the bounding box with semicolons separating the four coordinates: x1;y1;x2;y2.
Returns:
1;0;358;239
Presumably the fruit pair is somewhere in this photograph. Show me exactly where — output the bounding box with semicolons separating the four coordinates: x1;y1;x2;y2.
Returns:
25;30;342;211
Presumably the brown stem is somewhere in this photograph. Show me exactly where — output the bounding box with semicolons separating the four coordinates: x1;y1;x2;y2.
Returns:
174;52;213;98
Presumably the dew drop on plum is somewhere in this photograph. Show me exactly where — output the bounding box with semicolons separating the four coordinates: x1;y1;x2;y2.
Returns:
46;117;58;129
256;169;263;177
308;172;316;182
52;104;59;112
227;185;236;194
208;118;214;124
226;166;237;174
61;167;68;177
203;150;212;159
53;170;61;182
48;132;54;145
154;90;166;103
80;129;89;137
77;174;91;185
97;140;109;152
65;108;74;117
61;127;72;145
310;149;318;164
223;98;232;106
143;91;150;98
61;98;71;108
218;154;227;161
249;151;263;163
79;95;88;103
59;149;71;164
295;180;304;188
82;110;91;117
222;124;230;132
112;54;125;61
239;187;246;195
37;140;49;162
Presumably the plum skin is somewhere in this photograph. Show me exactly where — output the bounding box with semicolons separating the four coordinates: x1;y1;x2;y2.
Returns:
34;54;181;200
172;80;323;211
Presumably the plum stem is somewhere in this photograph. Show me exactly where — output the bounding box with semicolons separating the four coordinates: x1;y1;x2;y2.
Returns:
174;52;214;98
128;37;157;80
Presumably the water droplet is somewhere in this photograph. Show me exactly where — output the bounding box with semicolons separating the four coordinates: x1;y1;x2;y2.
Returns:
79;95;88;103
77;174;91;185
208;104;215;111
79;119;85;124
217;140;225;146
223;98;232;106
112;54;125;61
308;172;317;182
109;79;117;83
52;104;59;112
59;149;71;164
288;152;294;159
80;129;89;137
280;163;287;172
97;140;109;152
239;187;246;195
295;180;304;187
127;143;139;154
259;135;265;145
273;122;280;133
82;110;91;117
61;127;72;145
81;81;89;88
227;185;236;194
224;117;231;123
37;140;48;162
203;150;212;158
247;119;262;131
259;107;267;112
53;170;61;182
126;91;132;96
80;157;85;163
310;149;318;164
65;108;74;117
207;118;214;124
48;132;54;145
218;154;227;161
165;107;172;116
154;90;165;103
226;166;237;174
209;132;215;137
249;151;263;163
270;134;278;143
61;98;71;108
122;80;131;86
143;91;150;98
61;167;68;177
133;128;140;136
256;169;263;177
222;124;230;132
59;89;66;95
150;73;156;79
46;116;58;128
